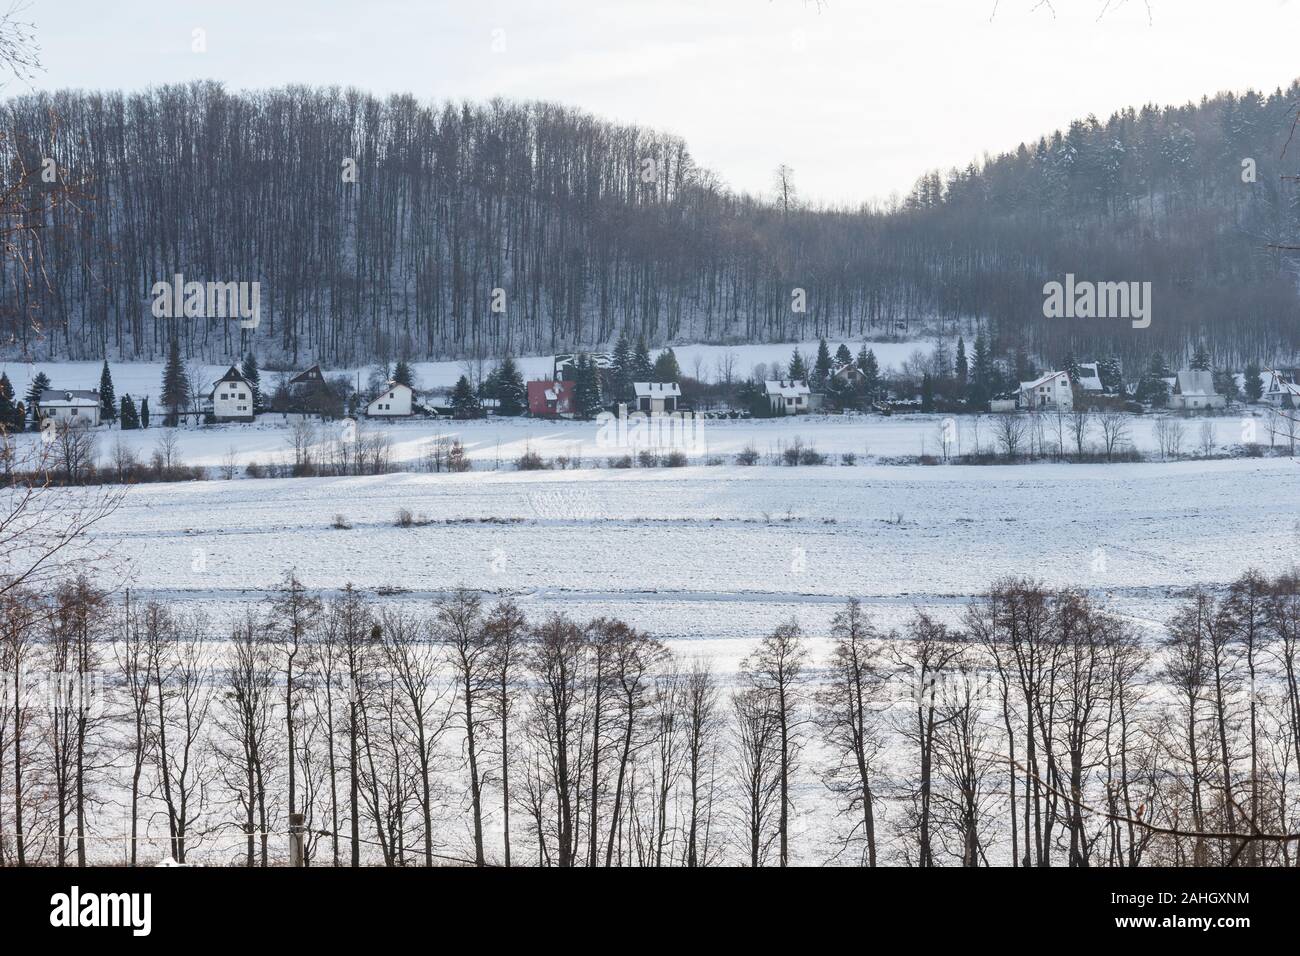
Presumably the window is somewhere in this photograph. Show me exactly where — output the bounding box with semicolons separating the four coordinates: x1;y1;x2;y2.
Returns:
220;393;228;400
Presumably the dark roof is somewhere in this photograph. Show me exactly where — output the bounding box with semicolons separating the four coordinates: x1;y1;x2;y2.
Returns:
37;388;99;405
215;365;249;386
290;364;324;385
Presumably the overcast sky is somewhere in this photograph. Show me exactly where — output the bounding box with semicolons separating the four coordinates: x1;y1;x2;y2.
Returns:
21;0;1300;207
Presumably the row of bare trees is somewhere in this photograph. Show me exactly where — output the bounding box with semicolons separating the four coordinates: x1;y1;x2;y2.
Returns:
2;570;1299;866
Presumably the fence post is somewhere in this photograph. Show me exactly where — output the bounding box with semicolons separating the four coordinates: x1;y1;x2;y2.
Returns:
289;813;305;867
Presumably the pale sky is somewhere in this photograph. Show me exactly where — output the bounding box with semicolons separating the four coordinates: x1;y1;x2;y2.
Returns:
19;0;1300;206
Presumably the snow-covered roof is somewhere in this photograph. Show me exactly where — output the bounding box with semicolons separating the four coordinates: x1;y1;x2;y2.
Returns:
764;380;811;398
38;388;99;408
633;382;681;398
1019;371;1067;391
1076;363;1103;391
1175;370;1217;397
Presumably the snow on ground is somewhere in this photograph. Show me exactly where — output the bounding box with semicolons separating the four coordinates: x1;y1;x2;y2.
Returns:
0;338;929;404
96;457;1299;659
14;408;1280;471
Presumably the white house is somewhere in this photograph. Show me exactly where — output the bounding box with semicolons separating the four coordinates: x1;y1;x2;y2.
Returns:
37;388;101;426
366;381;415;418
1263;368;1300;407
1169;370;1226;411
1017;371;1074;411
764;379;812;415
202;366;255;422
633;382;681;414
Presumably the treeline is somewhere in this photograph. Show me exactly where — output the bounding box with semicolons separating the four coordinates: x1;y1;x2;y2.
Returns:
2;570;1298;867
3;82;1298;372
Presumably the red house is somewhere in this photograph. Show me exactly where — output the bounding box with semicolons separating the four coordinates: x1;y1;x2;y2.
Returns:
527;379;577;418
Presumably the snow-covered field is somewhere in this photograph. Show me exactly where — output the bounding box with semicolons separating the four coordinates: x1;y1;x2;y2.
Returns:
98;457;1298;667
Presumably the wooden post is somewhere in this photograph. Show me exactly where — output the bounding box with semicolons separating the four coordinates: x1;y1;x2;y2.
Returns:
289;812;305;867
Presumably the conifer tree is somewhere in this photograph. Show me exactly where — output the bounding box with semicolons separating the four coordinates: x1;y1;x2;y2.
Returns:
161;337;190;426
99;360;117;423
140;396;151;428
610;333;634;402
1189;344;1211;371
0;373;14;430
1244;362;1264;402
26;371;50;414
241;352;263;412
120;395;140;429
834;343;853;366
858;347;880;404
813;338;833;387
393;360;415;387
450;375;482;419
652;347;681;383
496;355;526;416
787;348;808;382
633;339;654;381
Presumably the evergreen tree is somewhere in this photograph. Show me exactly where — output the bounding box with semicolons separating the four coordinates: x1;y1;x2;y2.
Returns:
858;347;880;404
241;352;263;412
13;401;25;432
813;338;833;387
496;355;526;416
652;347;681;383
968;334;994;405
0;373;14;431
920;373;935;413
161;337;191;425
787;348;808;382
1244;362;1264;402
1014;344;1033;384
834;343;853;366
26;371;50;414
955;337;968;386
393;360;415;387
1213;368;1240;403
450;374;482;419
1062;352;1082;384
632;339;654;381
120;395;140;429
573;354;604;419
1189;343;1211;371
140;396;150;428
1097;356;1124;393
99;360;117;423
610;333;634;402
1147;352;1172;379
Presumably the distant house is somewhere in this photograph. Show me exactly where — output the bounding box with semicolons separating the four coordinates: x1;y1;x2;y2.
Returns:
365;381;415;418
830;362;866;386
37;388;101;427
282;363;344;418
633;382;680;414
1263;368;1300;407
1169;370;1226;411
764;379;812;415
199;366;256;423
527;380;577;418
289;365;325;387
1017;371;1073;411
1075;362;1105;393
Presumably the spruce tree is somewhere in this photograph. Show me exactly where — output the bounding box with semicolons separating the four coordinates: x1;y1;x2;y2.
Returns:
13;401;25;432
834;343;852;366
0;373;14;431
120;395;140;429
787;348;808;382
955;337;968;386
969;334;993;405
1189;344;1211;371
241;352;263;412
393;360;415;387
98;360;117;423
920;373;935;412
450;375;481;419
859;347;880;404
161;337;190;425
1097;356;1124;393
140;396;151;428
632;339;653;381
26;371;50;414
1244;362;1264;402
496;355;526;416
652;347;681;383
813;338;833;386
610;333;634;402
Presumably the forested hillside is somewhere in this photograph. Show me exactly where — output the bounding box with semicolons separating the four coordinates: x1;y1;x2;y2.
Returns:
2;79;1299;370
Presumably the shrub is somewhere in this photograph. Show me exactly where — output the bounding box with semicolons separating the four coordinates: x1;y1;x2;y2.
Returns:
245;461;264;479
798;446;826;466
332;514;352;530
516;449;548;470
637;450;658;468
734;445;760;466
610;455;633;469
664;450;688;467
840;452;857;466
395;508;414;527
